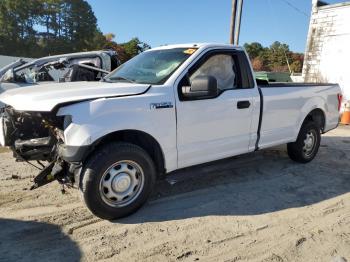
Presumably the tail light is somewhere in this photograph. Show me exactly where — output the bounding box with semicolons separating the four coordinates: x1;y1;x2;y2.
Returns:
337;94;343;112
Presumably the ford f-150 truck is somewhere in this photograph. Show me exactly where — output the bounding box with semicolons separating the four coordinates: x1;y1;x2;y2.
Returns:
0;43;342;220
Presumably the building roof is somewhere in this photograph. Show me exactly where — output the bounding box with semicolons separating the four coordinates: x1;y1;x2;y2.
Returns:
317;1;350;10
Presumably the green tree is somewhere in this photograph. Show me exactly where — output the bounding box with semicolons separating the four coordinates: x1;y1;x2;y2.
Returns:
66;0;101;51
36;0;105;54
244;41;304;73
244;42;264;60
0;0;41;56
267;41;290;72
121;38;151;60
103;37;151;64
0;0;107;57
290;53;304;73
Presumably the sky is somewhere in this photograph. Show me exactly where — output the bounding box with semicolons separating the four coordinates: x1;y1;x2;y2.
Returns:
87;0;344;53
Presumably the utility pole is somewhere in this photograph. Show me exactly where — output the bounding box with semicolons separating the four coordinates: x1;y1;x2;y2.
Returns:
234;0;244;45
229;0;238;44
230;0;244;45
283;49;292;74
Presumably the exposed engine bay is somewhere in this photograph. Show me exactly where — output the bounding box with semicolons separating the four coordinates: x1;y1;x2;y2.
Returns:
0;106;75;191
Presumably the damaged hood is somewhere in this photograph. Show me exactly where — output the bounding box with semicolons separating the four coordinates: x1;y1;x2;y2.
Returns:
0;81;150;112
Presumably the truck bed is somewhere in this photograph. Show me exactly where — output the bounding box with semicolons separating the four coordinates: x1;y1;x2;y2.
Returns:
257;81;340;150
257;79;338;88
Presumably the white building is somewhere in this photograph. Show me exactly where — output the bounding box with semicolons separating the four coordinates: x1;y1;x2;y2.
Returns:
302;0;350;104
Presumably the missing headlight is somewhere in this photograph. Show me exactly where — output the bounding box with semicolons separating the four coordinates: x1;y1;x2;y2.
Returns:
63;115;72;130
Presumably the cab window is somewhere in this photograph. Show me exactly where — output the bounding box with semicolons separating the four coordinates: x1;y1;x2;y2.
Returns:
190;54;237;91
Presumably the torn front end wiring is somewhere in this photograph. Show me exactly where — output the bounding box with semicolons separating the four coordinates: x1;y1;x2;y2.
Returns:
1;106;75;190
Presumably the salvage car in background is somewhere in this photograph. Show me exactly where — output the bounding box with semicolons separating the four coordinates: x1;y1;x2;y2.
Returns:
0;50;119;107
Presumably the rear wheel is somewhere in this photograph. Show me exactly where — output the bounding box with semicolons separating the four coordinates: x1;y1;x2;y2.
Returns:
80;142;156;220
287;121;321;163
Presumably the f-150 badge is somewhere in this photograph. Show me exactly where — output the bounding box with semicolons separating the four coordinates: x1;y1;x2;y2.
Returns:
150;102;174;109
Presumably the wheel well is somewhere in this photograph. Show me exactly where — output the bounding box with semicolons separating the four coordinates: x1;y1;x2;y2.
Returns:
303;109;325;132
92;130;166;177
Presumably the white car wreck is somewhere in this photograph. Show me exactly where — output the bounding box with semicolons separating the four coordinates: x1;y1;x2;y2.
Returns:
0;43;342;220
0;50;120;107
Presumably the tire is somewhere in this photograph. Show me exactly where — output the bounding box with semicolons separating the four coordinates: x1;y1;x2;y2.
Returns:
80;142;156;220
287;121;321;163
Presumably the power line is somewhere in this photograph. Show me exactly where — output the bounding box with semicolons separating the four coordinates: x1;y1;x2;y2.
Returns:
277;0;309;18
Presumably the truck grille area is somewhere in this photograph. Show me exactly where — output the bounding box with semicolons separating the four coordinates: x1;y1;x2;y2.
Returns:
1;106;64;161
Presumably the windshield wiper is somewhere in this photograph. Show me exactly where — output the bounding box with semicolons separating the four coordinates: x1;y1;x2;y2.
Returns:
107;76;136;83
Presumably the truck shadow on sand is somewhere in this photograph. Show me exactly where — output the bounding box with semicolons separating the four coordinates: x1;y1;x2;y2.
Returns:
118;136;350;224
0;219;81;262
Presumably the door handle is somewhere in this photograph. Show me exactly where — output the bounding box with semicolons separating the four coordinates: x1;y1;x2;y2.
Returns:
237;100;251;109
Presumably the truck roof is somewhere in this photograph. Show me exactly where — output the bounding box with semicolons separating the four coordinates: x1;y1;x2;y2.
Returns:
150;43;243;51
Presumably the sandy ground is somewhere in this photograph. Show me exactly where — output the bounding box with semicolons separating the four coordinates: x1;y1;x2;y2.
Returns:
0;126;350;262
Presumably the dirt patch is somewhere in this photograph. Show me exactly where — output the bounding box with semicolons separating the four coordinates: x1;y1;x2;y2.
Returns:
0;147;9;153
1;126;350;261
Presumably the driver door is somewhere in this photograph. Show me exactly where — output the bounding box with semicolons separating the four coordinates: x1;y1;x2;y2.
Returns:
176;50;256;168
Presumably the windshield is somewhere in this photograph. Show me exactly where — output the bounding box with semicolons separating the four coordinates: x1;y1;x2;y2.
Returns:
105;48;197;85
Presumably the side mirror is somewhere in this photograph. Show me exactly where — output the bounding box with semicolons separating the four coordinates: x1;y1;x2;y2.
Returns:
182;75;219;99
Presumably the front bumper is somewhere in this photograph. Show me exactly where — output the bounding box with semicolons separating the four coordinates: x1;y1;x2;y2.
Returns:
57;143;91;163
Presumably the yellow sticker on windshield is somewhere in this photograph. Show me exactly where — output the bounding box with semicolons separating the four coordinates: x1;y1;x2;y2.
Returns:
183;48;197;55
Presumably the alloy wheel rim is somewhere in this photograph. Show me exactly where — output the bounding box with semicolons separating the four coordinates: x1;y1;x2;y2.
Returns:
99;160;145;207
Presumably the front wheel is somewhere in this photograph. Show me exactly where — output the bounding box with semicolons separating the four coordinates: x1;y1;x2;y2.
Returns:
287;121;321;163
80;142;156;220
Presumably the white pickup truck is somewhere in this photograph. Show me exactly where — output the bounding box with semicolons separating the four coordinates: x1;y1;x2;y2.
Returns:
0;43;342;220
